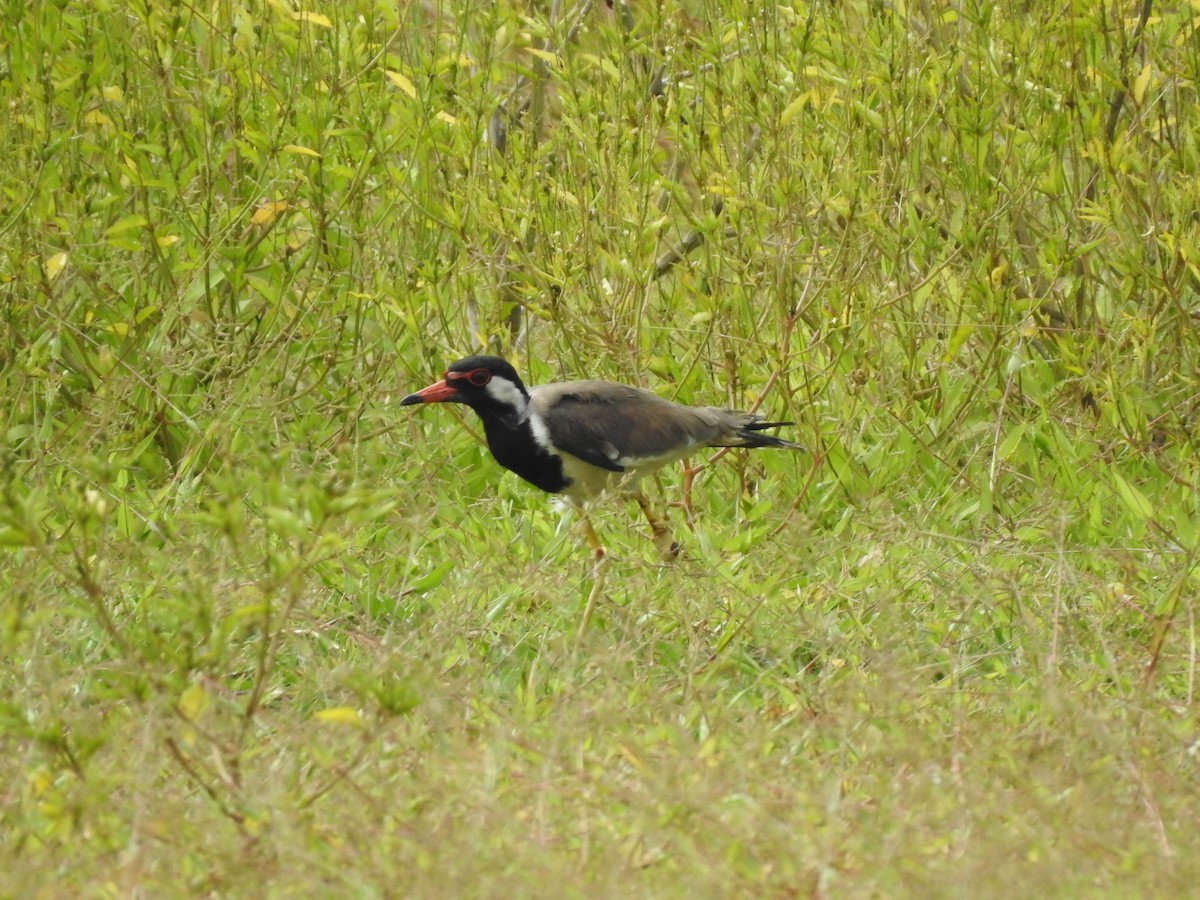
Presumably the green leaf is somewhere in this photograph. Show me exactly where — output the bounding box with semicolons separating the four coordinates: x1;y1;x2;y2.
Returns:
1111;471;1153;520
0;526;32;547
407;561;454;594
105;214;148;236
996;424;1025;462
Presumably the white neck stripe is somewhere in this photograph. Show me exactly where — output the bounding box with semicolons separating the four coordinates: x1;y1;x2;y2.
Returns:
484;376;529;415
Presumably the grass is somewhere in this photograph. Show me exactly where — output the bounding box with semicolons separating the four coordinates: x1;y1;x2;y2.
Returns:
2;0;1199;894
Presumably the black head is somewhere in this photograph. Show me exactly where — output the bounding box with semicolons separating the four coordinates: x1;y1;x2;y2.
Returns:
400;355;529;412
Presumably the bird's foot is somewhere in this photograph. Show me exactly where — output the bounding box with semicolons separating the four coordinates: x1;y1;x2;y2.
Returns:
634;493;679;561
652;529;680;562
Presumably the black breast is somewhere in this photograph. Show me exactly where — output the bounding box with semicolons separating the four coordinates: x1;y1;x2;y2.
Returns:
480;418;570;494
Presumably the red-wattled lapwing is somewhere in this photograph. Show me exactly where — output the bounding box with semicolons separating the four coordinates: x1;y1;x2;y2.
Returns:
401;355;804;559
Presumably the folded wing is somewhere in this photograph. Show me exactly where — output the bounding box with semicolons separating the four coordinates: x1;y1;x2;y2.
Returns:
531;380;797;471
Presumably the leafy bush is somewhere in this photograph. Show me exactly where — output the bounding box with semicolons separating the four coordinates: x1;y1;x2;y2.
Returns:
1;0;1197;893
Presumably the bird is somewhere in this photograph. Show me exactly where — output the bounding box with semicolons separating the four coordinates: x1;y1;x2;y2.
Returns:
401;355;803;558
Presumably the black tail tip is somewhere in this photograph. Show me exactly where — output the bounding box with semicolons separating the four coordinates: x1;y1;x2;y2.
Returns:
737;428;805;451
754;435;806;451
744;419;794;432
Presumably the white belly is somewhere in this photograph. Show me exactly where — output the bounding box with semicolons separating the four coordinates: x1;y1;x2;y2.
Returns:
556;449;690;505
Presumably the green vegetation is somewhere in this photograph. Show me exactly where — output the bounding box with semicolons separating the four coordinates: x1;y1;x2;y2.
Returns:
2;0;1198;893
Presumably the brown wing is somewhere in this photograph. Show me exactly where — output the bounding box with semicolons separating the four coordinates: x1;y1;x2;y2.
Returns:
530;381;726;472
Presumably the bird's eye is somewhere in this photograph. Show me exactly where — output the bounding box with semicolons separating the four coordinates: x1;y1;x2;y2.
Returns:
467;368;492;387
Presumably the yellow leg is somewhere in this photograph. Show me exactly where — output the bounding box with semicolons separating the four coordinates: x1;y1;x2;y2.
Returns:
679;458;701;527
577;551;609;639
579;508;606;560
634;493;679;561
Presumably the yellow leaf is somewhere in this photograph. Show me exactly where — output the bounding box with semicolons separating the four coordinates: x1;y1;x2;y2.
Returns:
282;143;321;158
286;231;313;251
109;322;130;337
780;92;811;126
178;684;211;722
525;47;560;65
44;252;68;283
579;53;619;81
157;234;180;248
293;10;332;27
705;177;734;197
618;744;649;775
102;85;123;103
435;110;458;125
83;110;113;127
1132;64;1152;105
553;185;580;207
313;707;364;727
30;768;53;796
386;70;417;98
250;200;289;226
243;812;270;836
438;53;475;68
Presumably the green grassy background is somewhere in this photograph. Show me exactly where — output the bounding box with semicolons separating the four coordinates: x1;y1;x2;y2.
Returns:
3;0;1199;894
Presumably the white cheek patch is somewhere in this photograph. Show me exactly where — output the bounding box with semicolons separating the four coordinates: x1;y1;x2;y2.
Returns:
485;377;529;413
528;412;555;452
